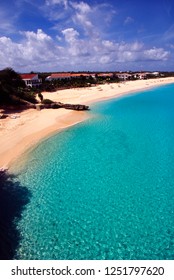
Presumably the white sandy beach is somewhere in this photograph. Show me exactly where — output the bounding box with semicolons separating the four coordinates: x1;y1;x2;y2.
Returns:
1;77;174;168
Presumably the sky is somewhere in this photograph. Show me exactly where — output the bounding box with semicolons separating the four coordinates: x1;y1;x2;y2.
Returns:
0;0;174;72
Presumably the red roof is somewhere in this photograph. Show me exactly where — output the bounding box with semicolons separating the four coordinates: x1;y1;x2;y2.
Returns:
50;73;93;78
51;73;71;78
71;73;91;77
20;74;37;80
98;73;113;77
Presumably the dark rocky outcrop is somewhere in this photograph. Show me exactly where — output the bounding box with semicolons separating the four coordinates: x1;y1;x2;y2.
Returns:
35;102;89;111
0;102;89;112
61;103;89;110
0;114;8;119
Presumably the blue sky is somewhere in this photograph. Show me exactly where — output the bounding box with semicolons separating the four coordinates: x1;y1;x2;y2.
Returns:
0;0;174;72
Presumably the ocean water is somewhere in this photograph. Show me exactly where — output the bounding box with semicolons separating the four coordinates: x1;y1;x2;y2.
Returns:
13;84;174;260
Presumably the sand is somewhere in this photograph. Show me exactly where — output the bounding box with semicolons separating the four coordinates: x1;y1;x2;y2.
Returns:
1;77;174;169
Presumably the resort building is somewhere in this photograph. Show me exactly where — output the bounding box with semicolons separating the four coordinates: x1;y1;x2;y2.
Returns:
44;71;161;83
134;72;160;79
45;73;96;81
133;72;149;79
116;73;132;80
152;71;160;76
96;73;114;80
45;73;72;81
20;73;42;87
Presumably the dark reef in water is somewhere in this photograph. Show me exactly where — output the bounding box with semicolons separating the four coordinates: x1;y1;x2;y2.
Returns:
0;170;31;260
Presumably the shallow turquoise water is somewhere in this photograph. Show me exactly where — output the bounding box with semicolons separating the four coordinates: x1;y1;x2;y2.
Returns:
14;84;174;259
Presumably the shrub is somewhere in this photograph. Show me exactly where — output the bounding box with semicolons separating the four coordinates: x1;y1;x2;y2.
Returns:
42;99;54;104
38;92;43;102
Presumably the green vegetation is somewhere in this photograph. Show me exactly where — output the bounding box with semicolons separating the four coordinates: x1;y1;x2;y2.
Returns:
38;73;121;92
0;68;38;106
39;75;96;92
160;71;174;77
38;92;43;102
1;67;174;109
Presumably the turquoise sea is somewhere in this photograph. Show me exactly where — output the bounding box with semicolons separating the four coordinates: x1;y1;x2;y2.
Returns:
6;84;174;259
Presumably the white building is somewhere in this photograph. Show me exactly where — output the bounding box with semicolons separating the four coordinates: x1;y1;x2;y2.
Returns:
116;73;132;80
20;73;42;87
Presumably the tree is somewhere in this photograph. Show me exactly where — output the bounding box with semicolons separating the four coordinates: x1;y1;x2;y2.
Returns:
38;92;43;102
0;68;25;104
0;68;37;105
0;67;25;89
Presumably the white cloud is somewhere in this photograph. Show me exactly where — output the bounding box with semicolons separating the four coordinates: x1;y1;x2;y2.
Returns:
0;27;170;72
62;28;79;43
70;1;91;13
46;0;68;9
144;48;169;61
0;1;171;72
99;55;112;64
130;42;143;51
23;29;52;42
74;12;94;36
70;1;99;39
0;29;64;71
44;0;105;38
124;16;134;25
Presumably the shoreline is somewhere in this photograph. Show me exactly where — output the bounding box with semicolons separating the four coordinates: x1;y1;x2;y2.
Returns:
1;77;174;169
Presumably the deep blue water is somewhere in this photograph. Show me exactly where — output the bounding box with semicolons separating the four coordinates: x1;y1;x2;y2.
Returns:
13;84;174;259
